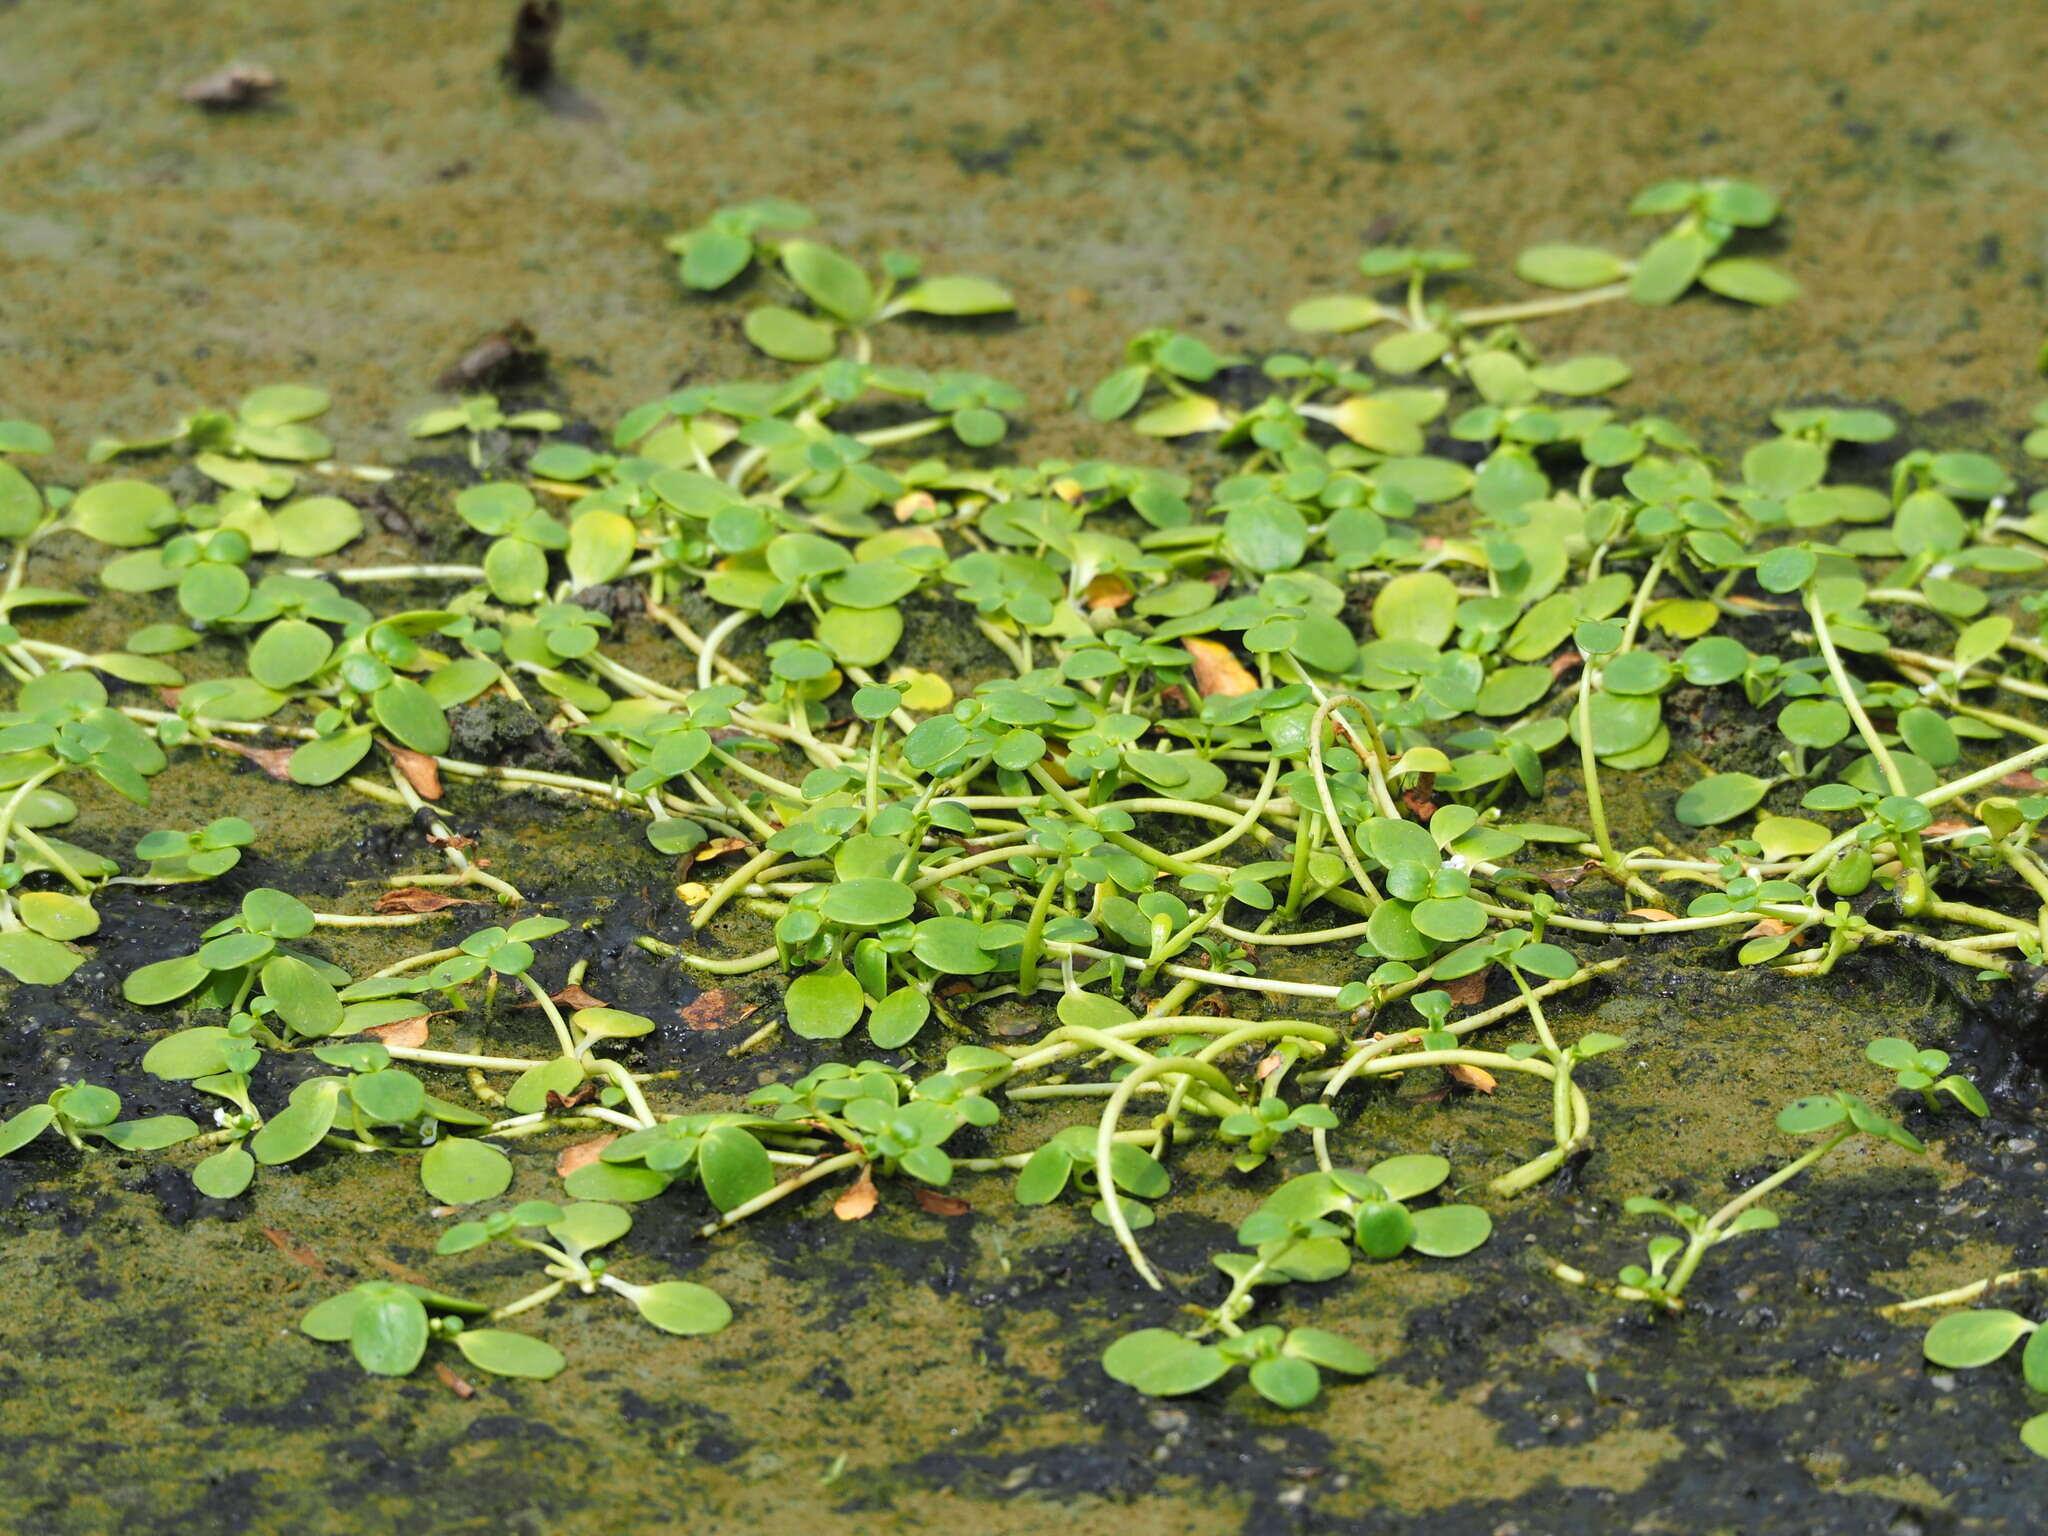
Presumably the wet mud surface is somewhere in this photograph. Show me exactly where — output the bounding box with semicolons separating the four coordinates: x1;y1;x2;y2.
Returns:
4;1;2048;1532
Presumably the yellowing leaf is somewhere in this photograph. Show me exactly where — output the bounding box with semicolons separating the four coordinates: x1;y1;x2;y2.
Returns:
1183;637;1257;696
1752;815;1830;858
1645;598;1720;639
1333;396;1424;455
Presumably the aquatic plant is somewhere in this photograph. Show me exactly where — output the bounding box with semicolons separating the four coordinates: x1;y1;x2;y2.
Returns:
0;181;2035;1401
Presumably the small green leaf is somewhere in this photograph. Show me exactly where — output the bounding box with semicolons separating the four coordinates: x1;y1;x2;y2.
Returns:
1699;257;1799;307
1515;245;1627;290
1675;773;1773;827
0;1103;56;1157
349;1284;430;1376
745;305;838;363
0;930;85;986
1922;1309;2033;1368
1249;1354;1322;1408
1101;1329;1230;1396
192;1146;256;1199
1407;1204;1492;1258
628;1280;732;1335
785;964;865;1039
893;275;1014;315
455;1329;567;1379
419;1137;513;1205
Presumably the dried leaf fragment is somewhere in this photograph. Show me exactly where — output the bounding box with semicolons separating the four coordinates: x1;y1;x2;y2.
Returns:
434;1362;477;1398
556;1135;616;1178
679;990;756;1031
260;1227;328;1277
363;1017;431;1049
367;1253;433;1287
179;62;282;109
214;739;295;781
375;887;477;915
1626;907;1680;922
1083;573;1134;612
517;984;607;1011
1444;966;1490;1006
381;740;443;800
833;1166;878;1221
686;836;750;869
1182;637;1257;697
912;1188;971;1217
427;832;477;850
1445;1063;1498;1094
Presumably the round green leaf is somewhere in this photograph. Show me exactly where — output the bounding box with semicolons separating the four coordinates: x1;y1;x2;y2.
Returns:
1922;1309;2032;1369
1675;773;1773;827
698;1125;775;1212
1775;1095;1848;1135
629;1280;732;1335
350;1285;430;1376
288;728;374;786
0;1103;55;1158
1372;571;1459;649
1408;1203;1493;1257
1101;1329;1230;1396
785;964;864;1039
1249;1354;1322;1408
17;891;97;941
745;304;838;362
1284;1327;1375;1376
251;1092;340;1164
273;496;363;558
72;480;176;546
1354;1198;1416;1259
420;1137;513;1204
192;1145;256;1199
455;1328;567;1380
262;954;344;1037
1363;1153;1449;1202
248;619;335;690
1515;245;1627;290
868;986;931;1049
1699;257;1799;307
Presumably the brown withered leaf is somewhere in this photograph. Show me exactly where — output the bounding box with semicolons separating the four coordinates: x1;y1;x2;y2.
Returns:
381;740;443;801
1182;637;1258;697
556;1135;616;1178
834;1167;878;1221
179;61;282;109
1189;992;1235;1017
518;983;608;1011
2001;771;2048;792
894;491;938;523
375;887;478;915
686;836;750;869
1083;573;1134;612
1402;783;1439;821
1926;819;1973;838
1742;918;1794;940
912;1188;971;1217
1445;1063;1498;1094
260;1228;328;1277
545;1084;598;1111
1550;650;1585;681
363;1017;430;1049
434;1362;477;1398
1255;1052;1285;1082
679;990;756;1031
215;739;296;781
367;1253;433;1287
1444;966;1490;1007
427;832;477;850
1626;907;1681;922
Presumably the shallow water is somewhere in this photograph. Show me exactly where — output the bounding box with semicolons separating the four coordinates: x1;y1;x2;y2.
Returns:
3;1;2048;1532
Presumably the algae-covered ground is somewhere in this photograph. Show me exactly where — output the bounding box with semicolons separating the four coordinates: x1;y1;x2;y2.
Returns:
3;1;2048;1532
